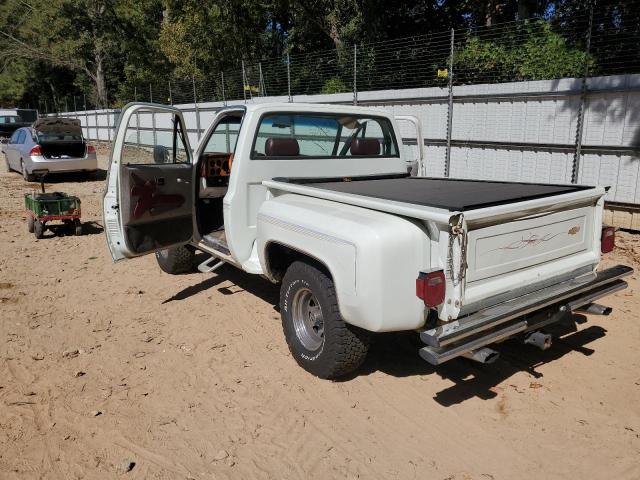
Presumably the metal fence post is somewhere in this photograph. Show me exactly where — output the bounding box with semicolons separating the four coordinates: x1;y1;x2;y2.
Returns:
150;83;157;146
221;72;227;106
444;28;455;178
572;4;594;184
83;94;88;139
134;86;140;146
94;106;99;141
287;53;292;102
259;62;266;96
242;61;247;102
193;77;201;141
353;44;358;105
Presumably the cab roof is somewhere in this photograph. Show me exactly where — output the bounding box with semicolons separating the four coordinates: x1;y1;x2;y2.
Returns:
225;102;392;118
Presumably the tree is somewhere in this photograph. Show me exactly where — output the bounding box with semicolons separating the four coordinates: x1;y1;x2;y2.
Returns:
0;0;165;107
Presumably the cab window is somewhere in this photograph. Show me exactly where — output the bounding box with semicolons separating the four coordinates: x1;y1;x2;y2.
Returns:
252;113;399;159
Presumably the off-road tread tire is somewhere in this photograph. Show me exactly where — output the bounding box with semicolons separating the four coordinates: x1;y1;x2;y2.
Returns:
155;245;195;274
74;220;83;236
27;215;34;233
280;261;370;379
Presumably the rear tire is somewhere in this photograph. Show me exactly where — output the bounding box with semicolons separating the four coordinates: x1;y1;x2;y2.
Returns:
26;215;34;233
21;160;35;182
73;220;83;236
34;220;45;239
155;245;195;274
280;261;370;379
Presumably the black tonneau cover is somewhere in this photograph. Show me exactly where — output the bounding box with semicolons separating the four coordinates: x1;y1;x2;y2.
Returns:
275;175;592;211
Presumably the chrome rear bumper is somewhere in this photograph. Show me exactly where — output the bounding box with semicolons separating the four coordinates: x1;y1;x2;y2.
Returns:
419;264;633;365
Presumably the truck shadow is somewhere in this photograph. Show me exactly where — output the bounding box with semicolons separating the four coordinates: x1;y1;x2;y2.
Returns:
161;268;607;405
356;315;606;406
162;263;280;306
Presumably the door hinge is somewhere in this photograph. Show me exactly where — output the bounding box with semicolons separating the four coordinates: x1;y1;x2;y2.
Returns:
111;203;119;210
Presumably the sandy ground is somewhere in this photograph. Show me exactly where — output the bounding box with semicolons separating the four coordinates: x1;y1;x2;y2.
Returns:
1;147;639;480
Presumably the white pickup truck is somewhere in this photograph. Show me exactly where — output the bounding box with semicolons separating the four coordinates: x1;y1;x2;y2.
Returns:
103;102;633;379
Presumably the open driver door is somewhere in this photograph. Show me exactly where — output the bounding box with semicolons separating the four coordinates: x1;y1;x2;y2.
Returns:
103;103;194;261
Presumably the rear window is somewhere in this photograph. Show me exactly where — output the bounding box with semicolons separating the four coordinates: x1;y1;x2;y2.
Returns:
252;113;399;159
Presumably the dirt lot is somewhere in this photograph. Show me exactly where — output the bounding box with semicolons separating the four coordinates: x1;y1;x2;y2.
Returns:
1;148;639;480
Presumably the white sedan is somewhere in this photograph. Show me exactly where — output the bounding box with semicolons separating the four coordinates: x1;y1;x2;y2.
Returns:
2;118;97;181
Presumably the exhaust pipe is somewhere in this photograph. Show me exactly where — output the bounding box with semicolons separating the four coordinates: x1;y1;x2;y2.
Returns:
462;347;500;364
524;331;552;351
578;303;612;316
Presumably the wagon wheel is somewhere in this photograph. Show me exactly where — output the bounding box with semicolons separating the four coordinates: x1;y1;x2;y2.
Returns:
73;219;83;236
26;215;34;233
34;220;45;239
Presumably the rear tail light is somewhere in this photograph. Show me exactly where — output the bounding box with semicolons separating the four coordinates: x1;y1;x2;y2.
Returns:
416;270;446;308
601;226;616;253
87;145;96;154
29;145;42;156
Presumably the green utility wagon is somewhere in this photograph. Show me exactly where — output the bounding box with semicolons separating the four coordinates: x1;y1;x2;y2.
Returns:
24;190;82;239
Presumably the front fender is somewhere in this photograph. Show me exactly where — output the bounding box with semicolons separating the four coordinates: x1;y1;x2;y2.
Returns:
257;194;431;332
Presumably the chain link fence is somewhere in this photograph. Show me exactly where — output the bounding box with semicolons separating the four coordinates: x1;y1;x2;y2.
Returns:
35;8;640;113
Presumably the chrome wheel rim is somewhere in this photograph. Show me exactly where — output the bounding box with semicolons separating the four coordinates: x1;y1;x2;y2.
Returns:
292;288;324;351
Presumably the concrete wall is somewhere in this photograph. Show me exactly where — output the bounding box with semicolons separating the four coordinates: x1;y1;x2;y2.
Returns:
60;73;640;206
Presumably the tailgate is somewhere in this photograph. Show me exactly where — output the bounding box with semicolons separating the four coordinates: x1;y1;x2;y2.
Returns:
460;187;606;314
466;205;593;282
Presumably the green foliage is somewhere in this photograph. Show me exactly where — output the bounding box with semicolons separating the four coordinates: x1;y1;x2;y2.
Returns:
321;76;349;93
0;1;637;109
454;22;595;83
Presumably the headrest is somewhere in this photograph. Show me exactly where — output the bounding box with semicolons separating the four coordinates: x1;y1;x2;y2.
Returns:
350;138;380;156
265;138;300;156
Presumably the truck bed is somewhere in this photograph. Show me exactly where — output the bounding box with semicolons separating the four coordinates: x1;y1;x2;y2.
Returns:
274;175;591;212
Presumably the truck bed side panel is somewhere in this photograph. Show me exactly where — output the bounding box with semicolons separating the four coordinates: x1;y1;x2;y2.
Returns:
257;194;432;332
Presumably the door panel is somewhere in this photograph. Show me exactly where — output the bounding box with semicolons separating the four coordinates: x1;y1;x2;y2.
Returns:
120;163;192;254
103;103;193;261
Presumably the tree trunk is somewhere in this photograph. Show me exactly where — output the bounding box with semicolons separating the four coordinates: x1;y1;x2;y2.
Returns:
94;50;107;107
485;0;498;26
518;0;537;20
328;12;342;51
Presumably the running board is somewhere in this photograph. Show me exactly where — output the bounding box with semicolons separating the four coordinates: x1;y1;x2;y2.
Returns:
197;256;225;273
